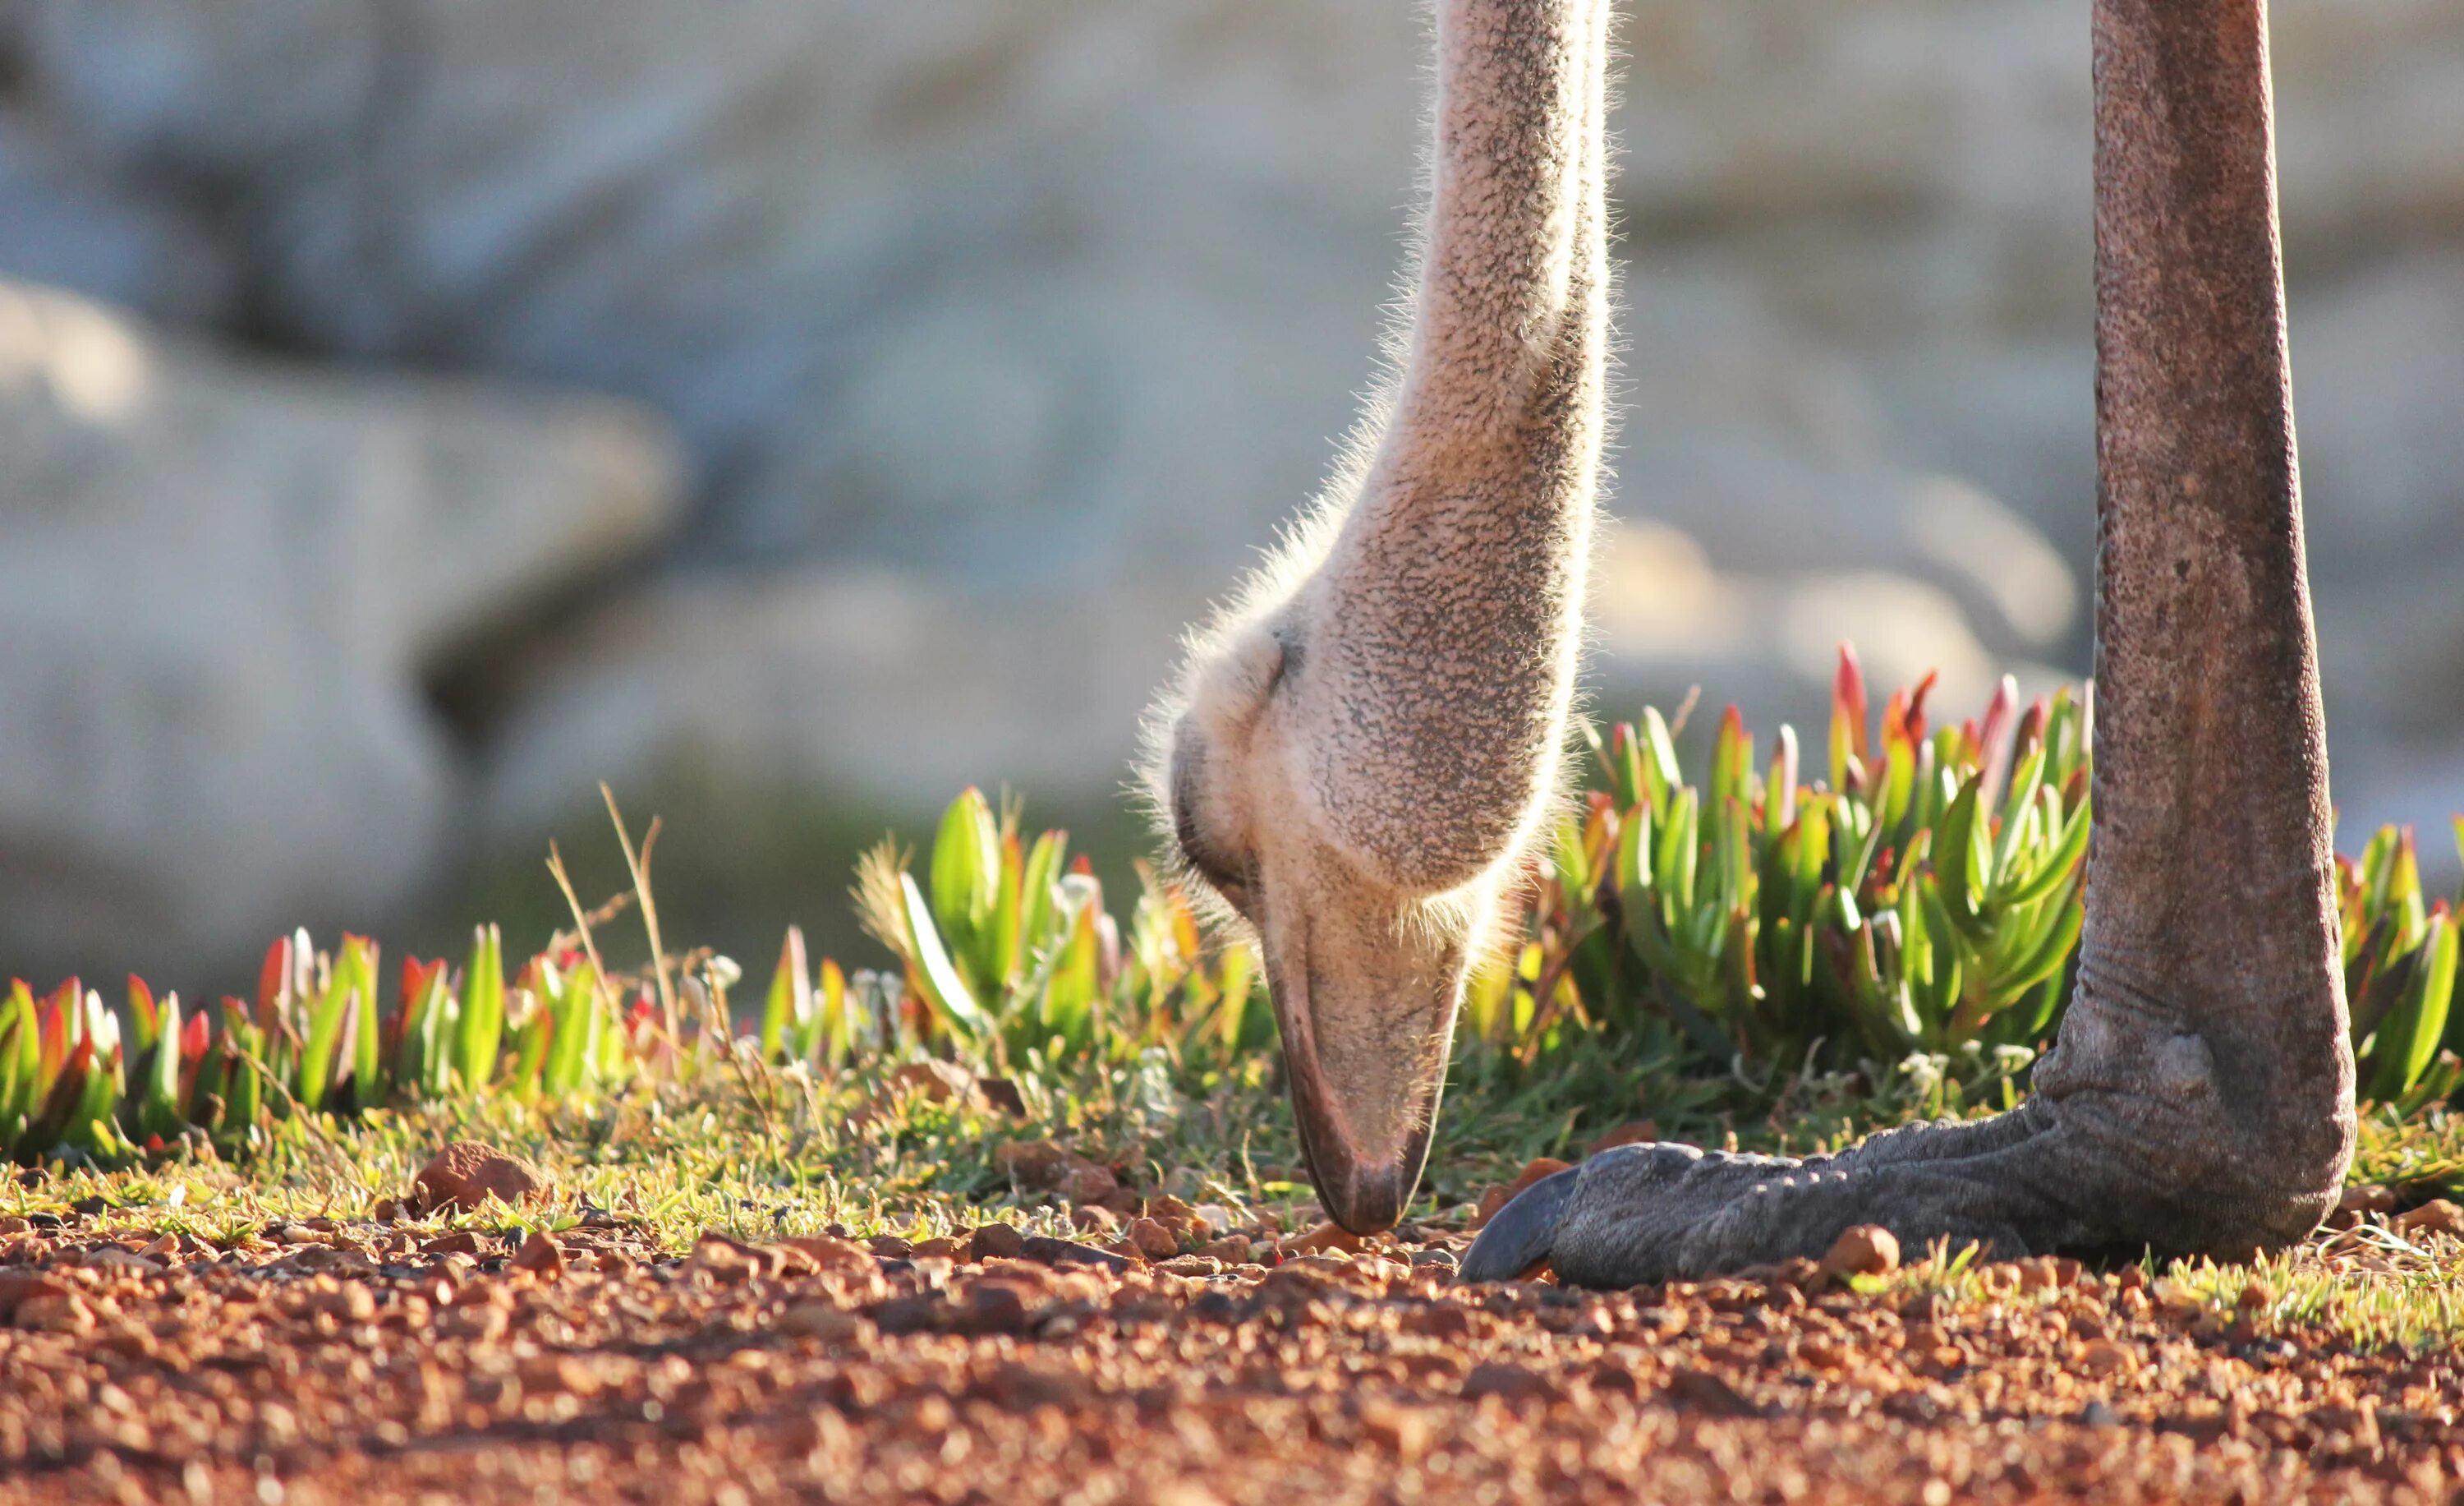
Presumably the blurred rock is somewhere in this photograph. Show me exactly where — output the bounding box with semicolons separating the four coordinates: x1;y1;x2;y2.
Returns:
1613;283;2081;660
478;522;2053;843
0;0;2456;948
7;0;1425;573
0;280;683;985
0;113;232;325
478;566;1193;834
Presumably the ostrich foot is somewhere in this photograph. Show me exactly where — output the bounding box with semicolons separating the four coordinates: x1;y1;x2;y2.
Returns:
1461;1002;2350;1288
1460;1103;2086;1286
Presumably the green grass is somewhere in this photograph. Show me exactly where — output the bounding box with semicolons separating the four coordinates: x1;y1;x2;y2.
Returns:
6;655;2464;1351
11;1065;2464;1352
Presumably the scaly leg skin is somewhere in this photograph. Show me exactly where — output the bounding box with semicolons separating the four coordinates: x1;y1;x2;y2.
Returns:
1464;990;2343;1286
1465;1105;2067;1287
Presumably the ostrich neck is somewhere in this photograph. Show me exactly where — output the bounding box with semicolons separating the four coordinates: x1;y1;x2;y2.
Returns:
1296;0;1607;877
1377;0;1607;482
2076;0;2347;1101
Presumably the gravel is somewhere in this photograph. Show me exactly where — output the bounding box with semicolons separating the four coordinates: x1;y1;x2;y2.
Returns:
0;1212;2455;1504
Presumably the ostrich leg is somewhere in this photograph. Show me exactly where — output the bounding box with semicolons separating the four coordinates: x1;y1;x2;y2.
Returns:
1464;0;2355;1285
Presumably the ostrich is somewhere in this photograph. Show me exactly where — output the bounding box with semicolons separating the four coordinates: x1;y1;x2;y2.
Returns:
1155;0;2356;1283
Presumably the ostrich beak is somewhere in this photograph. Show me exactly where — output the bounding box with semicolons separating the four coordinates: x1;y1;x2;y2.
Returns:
1256;888;1464;1234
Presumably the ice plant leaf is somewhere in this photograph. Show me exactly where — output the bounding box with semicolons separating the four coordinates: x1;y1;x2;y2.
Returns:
901;873;987;1039
457;925;505;1095
761;927;812;1060
140;992;184;1141
2370;911;2456;1102
126;975;160;1054
1640;707;1681;813
930;788;1001;974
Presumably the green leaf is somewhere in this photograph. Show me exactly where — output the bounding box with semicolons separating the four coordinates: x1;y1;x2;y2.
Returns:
1614;722;1649;813
297;966;352;1112
457;925;505;1095
2372;910;2457;1100
126;976;161;1056
222;1018;264;1135
1640;707;1681;813
340;936;384;1104
901;873;988;1039
1993;744;2048;877
816;959;849;1065
1046;901;1102;1042
411;961;454;1098
1018;831;1069;960
0;982;36;1140
929;789;1001;985
1709;705;1746;817
1655;787;1698;914
140;993;184;1142
545;961;598;1097
1878;731;1916;836
761;927;813;1060
1999;789;2090;910
1552;814;1591;905
992;834;1026;991
1766;724;1800;835
510;978;554;1097
1933;777;1991;938
1989;881;2085;1001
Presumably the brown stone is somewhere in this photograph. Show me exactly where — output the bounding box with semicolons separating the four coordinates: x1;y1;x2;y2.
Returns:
1128;1218;1180;1260
2337;1184;2398;1217
991;1140;1074;1189
1459;1362;1560;1407
1667;1366;1763;1417
967;1223;1024;1262
690;1235;771;1280
413;1141;545;1214
0;1273;73;1320
953;1284;1035;1336
779;1301;866;1343
777;1235;875;1273
1061;1163;1119;1206
1358;1399;1432;1458
511;1232;564;1281
1820;1225;1901;1278
2393;1199;2463;1237
2078;1338;2136;1377
1285;1222;1363;1256
15;1293;94;1335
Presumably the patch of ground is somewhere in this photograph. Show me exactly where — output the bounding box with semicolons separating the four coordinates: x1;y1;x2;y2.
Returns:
1;1204;2457;1505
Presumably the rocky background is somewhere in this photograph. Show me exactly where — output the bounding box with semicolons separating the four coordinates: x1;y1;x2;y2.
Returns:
2;0;2459;989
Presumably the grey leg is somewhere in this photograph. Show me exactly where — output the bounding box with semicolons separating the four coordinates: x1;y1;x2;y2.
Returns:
1464;0;2358;1290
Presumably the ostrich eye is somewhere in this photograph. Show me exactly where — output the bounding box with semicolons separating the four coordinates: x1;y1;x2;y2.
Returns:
1169;735;1253;905
1268;624;1303;693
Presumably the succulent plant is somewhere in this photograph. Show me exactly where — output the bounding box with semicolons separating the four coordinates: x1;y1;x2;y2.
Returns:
1;650;2455;1165
1464;650;2462;1115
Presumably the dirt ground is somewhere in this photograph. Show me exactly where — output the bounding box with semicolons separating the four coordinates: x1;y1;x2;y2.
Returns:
1;1213;2457;1506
